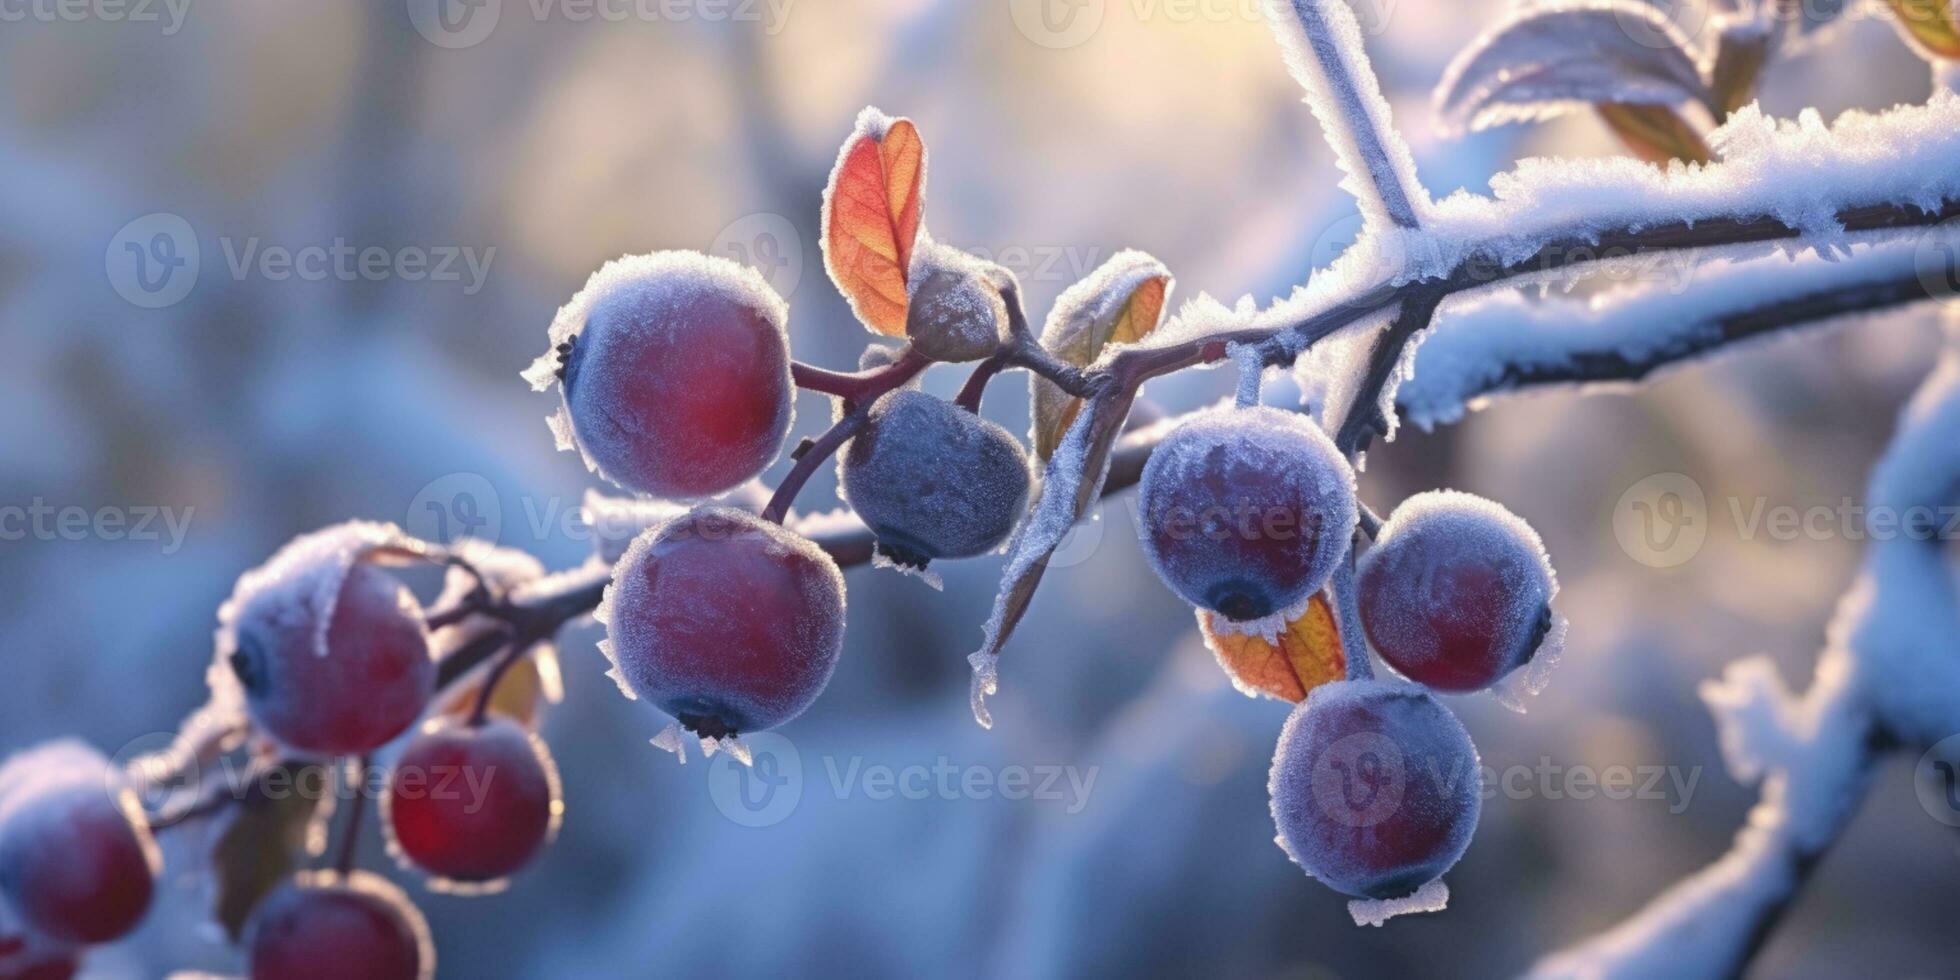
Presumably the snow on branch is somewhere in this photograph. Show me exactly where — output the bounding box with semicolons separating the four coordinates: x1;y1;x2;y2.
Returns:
1398;232;1958;428
1528;319;1960;980
1264;0;1428;229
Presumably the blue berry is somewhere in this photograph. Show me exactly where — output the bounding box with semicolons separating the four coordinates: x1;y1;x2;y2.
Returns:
840;390;1030;567
1268;680;1481;900
1138;406;1357;624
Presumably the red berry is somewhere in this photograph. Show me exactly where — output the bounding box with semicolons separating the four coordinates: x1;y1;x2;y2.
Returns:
246;871;431;980
1138;407;1357;623
604;508;846;738
229;560;435;756
1357;491;1556;693
1268;680;1481;900
386;718;561;885
0;768;158;946
548;252;793;500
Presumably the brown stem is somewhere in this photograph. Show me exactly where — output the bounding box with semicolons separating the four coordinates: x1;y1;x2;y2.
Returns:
334;757;368;877
790;349;930;402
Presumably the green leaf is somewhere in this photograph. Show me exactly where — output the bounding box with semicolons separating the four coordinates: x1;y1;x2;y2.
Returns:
210;761;327;940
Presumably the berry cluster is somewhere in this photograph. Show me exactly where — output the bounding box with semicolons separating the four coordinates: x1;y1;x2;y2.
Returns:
0;100;1573;978
1134;407;1558;917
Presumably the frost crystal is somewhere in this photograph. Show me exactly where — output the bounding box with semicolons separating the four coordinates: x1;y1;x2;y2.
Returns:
1349;878;1450;927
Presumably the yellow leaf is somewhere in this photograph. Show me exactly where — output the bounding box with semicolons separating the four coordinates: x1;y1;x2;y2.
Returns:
1031;253;1173;459
1885;0;1960;58
1596;103;1711;166
439;645;563;727
1197;596;1345;703
822;112;926;337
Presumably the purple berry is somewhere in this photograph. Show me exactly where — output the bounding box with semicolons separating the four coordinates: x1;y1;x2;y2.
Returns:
1269;680;1481;900
229;560;435;756
840;390;1030;567
603;508;846;738
245;871;431;980
0;744;159;946
385;718;561;885
541;251;794;500
1357;491;1556;693
1138;406;1357;623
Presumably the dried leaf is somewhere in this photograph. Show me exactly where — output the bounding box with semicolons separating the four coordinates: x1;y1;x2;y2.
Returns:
1198;596;1345;702
211;761;327;940
821;109;926;337
1030;253;1172;460
1435;1;1713;134
1597;102;1713;165
1707;29;1768;119
436;645;563;727
1884;0;1960;59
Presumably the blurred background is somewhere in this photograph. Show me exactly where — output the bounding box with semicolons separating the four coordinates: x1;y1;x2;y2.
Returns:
2;0;1957;977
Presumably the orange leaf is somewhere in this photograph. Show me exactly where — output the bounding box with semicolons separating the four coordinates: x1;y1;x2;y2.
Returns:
1198;596;1345;703
1030;253;1173;459
822;111;926;337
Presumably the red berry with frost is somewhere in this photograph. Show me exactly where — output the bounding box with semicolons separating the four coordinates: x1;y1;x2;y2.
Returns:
1138;406;1357;623
604;508;846;738
539;251;794;500
0;744;159;946
1357;490;1556;693
229;560;435;756
386;718;561;885
245;871;431;980
1268;680;1481;901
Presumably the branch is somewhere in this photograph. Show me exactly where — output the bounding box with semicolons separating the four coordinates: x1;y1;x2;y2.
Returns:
1399;235;1955;428
1530;322;1960;979
1266;0;1425;228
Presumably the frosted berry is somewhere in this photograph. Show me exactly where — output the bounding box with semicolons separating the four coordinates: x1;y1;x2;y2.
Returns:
604;508;846;738
904;247;1007;363
1357;491;1556;693
245;871;431;980
544;251;793;500
1269;680;1481;900
0;755;159;946
1138;406;1357;623
840;390;1030;567
229;560;435;756
386;718;561;885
